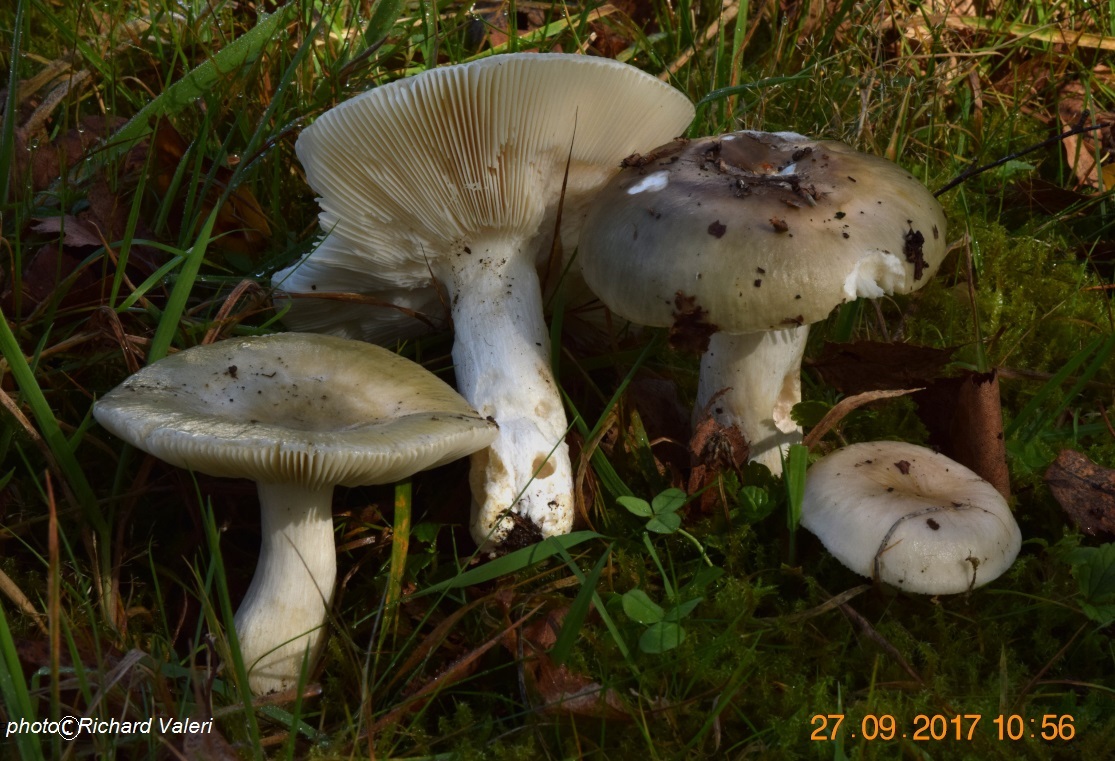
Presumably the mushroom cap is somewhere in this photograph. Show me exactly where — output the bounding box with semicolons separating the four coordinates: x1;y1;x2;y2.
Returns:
291;53;696;291
800;441;1021;594
578;131;948;333
93;333;497;490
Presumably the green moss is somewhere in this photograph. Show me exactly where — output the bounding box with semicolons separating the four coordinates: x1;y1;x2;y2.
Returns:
910;211;1112;379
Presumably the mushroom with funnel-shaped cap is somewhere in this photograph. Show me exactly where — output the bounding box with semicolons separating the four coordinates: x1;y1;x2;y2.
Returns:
93;333;496;694
800;441;1021;594
578;131;947;473
271;53;695;549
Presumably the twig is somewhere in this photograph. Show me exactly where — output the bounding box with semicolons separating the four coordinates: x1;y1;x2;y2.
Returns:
95;307;142;375
837;601;926;688
1099;403;1115;440
201;279;267;345
663;0;740;77
752;584;871;626
368;604;544;735
47;473;62;723
1011;622;1088;711
0;567;48;635
0;388;82;515
803;388;923;450
280;290;442;330
934;120;1106;197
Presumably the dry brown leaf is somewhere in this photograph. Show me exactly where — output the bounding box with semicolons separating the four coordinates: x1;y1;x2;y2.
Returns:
809;341;954;395
688;390;749;513
914;370;1010;500
84;175;131;243
14;243;99;312
1009;177;1093;216
1046;450;1115;536
180;723;240;761
949;370;1010;499
12;115;130;198
153;121;272;257
509;607;630;720
470;0;512;49
1057;80;1115;190
31;215;104;248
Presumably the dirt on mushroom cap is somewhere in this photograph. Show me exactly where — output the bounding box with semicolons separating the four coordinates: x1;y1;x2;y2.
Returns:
578;131;948;333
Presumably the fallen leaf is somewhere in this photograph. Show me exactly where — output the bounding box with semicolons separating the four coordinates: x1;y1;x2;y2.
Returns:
688;390;749;513
180;723;240;761
948;370;1010;499
13;243;100;312
1046;450;1115;536
153;120;271;257
1009;177;1092;216
84;175;130;243
1057;81;1115;190
914;370;1010;500
507;606;630;720
809;341;954;395
13;115;129;198
31;215;104;248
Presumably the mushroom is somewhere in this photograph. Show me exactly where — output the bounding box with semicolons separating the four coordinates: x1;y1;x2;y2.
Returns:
800;441;1021;594
272;53;695;548
577;131;947;473
93;333;496;694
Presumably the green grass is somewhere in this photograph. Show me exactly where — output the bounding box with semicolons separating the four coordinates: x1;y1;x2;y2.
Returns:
2;0;1115;758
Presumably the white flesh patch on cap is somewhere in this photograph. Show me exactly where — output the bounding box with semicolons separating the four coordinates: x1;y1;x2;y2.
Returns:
626;170;670;195
843;250;906;300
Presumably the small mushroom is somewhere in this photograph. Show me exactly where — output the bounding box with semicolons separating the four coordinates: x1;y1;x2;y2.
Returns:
578;131;947;473
93;333;496;694
272;53;695;549
799;441;1021;594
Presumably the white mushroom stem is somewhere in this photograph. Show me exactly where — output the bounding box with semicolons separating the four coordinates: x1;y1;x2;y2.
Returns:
233;482;336;695
442;237;574;549
695;325;810;475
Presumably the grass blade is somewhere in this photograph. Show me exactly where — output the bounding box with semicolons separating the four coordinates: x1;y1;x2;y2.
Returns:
382;477;412;644
197;499;262;747
1006;334;1115;443
0;603;46;761
549;543;612;665
0;0;25;209
76;4;297;183
410;531;602;598
146;208;219;362
0;309;103;532
784;443;809;565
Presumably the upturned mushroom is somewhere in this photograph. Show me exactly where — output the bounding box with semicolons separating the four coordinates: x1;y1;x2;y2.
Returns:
800;441;1021;594
272;53;695;548
93;333;496;694
577;131;947;473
